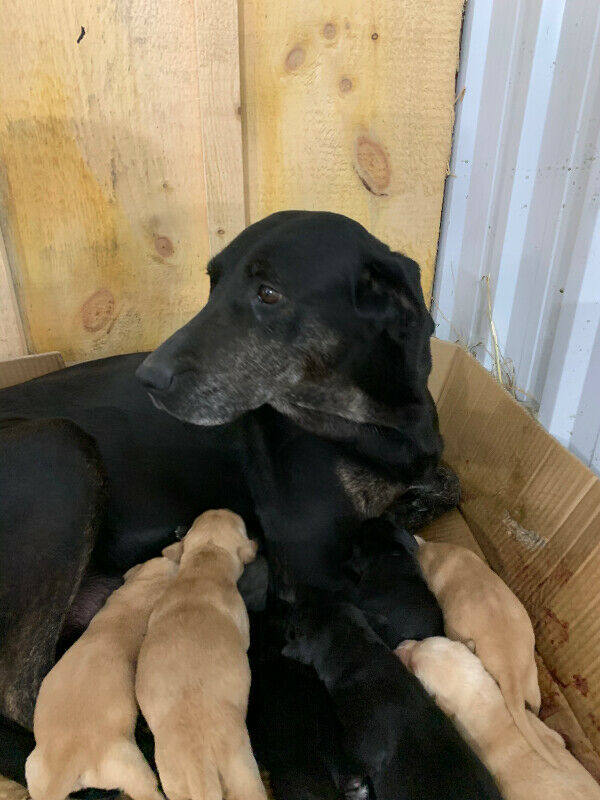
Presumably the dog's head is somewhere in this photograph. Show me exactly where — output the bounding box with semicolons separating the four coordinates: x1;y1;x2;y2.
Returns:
136;211;435;435
396;637;485;719
179;509;258;566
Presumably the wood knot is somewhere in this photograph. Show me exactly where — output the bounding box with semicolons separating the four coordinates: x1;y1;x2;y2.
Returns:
355;135;390;195
155;235;174;258
285;46;305;71
339;77;353;94
81;288;115;333
323;23;336;39
371;32;379;40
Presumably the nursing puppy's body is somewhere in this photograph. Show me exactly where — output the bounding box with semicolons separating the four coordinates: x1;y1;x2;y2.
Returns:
399;637;600;800
347;519;443;647
136;510;266;800
25;557;175;800
284;600;502;800
416;538;552;764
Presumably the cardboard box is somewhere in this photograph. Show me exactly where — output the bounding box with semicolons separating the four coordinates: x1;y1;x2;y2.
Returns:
426;338;600;779
0;352;64;390
1;340;599;787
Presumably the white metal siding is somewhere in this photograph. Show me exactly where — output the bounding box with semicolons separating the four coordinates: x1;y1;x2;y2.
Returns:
434;0;600;474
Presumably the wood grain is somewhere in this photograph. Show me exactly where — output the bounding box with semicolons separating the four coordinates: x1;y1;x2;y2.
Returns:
194;0;246;252
240;0;464;300
0;226;26;359
0;0;241;361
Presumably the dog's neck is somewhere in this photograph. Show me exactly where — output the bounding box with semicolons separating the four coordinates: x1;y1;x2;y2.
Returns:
182;542;242;581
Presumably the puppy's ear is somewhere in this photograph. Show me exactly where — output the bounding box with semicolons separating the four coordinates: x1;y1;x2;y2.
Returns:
162;541;184;564
354;251;433;343
390;526;419;556
237;538;258;565
123;563;144;581
395;640;418;671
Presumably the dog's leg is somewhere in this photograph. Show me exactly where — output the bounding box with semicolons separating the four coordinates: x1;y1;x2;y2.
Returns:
94;740;163;800
0;420;105;736
317;706;370;800
219;729;266;800
385;463;460;533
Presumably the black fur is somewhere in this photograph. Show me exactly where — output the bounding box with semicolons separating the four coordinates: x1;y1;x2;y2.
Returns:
0;211;459;779
283;599;503;800
345;518;444;648
248;655;369;800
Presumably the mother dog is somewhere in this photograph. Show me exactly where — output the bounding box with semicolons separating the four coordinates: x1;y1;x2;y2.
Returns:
0;211;458;770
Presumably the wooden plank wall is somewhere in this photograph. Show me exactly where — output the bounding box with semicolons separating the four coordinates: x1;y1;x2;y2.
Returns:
0;0;463;363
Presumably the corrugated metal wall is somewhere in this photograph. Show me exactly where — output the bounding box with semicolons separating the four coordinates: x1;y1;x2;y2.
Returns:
434;0;600;474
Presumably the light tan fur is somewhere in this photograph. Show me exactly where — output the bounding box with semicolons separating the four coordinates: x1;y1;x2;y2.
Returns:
25;557;177;800
415;537;555;765
397;638;600;800
135;509;266;800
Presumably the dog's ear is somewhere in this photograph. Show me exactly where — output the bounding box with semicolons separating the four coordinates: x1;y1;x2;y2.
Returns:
237;538;258;565
354;251;433;343
162;541;184;563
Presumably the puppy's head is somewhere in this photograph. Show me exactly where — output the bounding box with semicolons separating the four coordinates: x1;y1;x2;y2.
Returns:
347;518;419;576
281;604;320;666
180;509;258;566
396;637;490;718
281;591;355;666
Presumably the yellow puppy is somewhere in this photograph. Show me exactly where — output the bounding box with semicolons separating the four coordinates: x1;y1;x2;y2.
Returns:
415;538;554;765
136;509;266;800
26;557;176;800
398;638;600;800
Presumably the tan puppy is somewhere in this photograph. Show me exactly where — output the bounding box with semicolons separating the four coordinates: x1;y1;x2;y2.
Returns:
136;509;267;800
415;537;555;764
398;638;600;800
25;557;177;800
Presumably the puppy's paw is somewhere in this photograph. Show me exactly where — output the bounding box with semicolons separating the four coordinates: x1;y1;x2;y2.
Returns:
341;775;371;800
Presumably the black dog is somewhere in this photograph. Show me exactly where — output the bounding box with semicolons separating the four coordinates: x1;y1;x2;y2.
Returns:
0;211;459;775
283;599;503;800
345;518;444;648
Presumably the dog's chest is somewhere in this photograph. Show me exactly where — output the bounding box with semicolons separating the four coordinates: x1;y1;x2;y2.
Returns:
336;458;406;518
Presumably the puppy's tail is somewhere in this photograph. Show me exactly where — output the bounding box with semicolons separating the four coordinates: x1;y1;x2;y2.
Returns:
25;747;79;800
499;673;558;767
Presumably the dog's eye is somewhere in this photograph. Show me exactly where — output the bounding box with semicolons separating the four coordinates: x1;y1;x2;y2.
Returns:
257;285;282;304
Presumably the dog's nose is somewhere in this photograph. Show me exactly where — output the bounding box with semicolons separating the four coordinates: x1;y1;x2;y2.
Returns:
136;359;175;392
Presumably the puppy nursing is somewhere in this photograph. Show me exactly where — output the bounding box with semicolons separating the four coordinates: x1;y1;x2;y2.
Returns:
136;509;266;800
399;638;600;800
415;537;555;764
26;557;176;800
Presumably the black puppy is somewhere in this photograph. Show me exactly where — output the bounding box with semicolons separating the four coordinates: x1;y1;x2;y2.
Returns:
283;599;503;800
246;595;370;800
248;655;369;800
345;518;444;648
